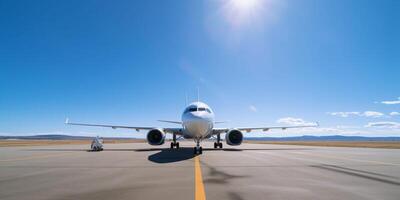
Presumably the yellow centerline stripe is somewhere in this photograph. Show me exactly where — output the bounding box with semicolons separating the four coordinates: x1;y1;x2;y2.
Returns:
194;156;206;200
0;152;76;162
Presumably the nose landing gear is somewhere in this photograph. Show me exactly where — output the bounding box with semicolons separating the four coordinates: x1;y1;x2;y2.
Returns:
194;140;203;154
194;146;203;154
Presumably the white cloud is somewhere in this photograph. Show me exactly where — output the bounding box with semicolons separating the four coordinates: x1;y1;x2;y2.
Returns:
327;112;360;117
365;122;400;129
328;111;384;118
363;111;384;118
266;122;371;136
249;105;258;112
247;118;400;137
277;117;315;126
390;112;400;116
381;97;400;105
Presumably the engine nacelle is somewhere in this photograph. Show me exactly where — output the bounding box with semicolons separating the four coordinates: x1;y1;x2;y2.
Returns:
146;129;166;145
225;129;243;146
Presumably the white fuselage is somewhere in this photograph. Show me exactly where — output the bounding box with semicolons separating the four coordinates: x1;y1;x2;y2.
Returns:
181;102;214;140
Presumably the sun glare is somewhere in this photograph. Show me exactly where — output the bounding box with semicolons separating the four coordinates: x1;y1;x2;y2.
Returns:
222;0;265;27
231;0;260;11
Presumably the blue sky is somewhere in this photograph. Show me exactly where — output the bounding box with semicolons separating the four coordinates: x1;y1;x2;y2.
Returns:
0;0;399;137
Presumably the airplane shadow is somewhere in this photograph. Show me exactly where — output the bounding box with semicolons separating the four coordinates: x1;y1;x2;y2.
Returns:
24;146;312;164
147;148;195;163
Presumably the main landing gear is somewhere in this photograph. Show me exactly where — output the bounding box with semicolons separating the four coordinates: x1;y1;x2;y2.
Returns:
214;133;223;149
170;134;180;149
194;140;203;154
214;142;223;149
171;142;179;149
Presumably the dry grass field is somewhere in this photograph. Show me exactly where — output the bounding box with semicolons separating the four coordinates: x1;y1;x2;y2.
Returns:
0;139;145;147
245;140;400;149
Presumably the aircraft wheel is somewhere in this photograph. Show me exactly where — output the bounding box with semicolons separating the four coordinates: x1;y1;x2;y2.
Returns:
219;143;223;148
199;147;203;154
170;142;174;149
193;147;197;154
214;142;217;148
176;142;180;148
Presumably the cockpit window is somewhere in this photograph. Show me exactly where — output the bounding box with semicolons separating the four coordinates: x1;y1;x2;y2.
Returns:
184;106;212;113
184;107;197;113
184;107;211;113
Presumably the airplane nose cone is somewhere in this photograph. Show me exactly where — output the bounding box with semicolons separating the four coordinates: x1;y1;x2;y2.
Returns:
186;111;213;121
189;111;201;118
186;121;211;138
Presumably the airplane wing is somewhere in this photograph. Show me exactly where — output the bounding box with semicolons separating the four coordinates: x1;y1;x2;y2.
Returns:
65;118;183;134
157;120;182;124
213;123;319;134
215;121;229;124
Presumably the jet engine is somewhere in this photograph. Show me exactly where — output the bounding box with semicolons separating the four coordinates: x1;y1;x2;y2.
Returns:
146;129;166;145
225;129;243;146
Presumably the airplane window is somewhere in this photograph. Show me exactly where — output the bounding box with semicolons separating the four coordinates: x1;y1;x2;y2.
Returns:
185;107;197;113
184;107;210;113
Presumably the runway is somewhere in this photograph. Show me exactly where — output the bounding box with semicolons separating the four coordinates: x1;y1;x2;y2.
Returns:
0;141;399;200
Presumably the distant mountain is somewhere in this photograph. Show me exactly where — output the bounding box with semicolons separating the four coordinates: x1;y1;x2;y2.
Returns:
246;135;400;141
0;134;137;140
1;134;399;141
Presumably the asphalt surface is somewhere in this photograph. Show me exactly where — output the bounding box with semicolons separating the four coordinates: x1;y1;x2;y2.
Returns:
0;141;399;200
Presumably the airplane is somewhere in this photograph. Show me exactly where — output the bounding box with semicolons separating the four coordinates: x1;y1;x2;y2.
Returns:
65;101;318;154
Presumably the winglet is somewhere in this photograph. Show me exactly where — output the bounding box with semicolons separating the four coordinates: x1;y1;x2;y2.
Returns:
65;118;69;124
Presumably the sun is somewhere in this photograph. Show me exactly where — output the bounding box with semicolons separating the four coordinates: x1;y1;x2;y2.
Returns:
230;0;260;11
221;0;265;27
